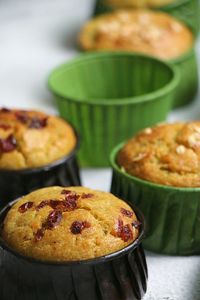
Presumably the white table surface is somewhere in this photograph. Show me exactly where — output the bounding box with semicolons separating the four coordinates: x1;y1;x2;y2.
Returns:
0;0;200;299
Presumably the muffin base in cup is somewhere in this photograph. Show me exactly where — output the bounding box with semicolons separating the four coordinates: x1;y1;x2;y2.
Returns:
49;52;179;167
110;143;200;255
94;0;200;35
0;200;147;300
0;135;81;207
170;48;198;108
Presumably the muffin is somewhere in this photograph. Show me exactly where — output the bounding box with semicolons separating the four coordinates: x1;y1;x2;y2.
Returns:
0;108;81;205
0;108;76;170
2;186;140;261
110;121;200;255
0;187;147;300
118;122;200;187
105;0;175;8
79;10;193;60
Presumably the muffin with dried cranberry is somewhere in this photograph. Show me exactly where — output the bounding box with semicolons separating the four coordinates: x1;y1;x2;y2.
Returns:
0;108;80;204
2;186;140;261
0;108;76;169
110;121;200;254
79;9;193;60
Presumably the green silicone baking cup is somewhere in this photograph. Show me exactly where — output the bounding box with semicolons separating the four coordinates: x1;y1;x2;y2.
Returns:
110;142;200;255
170;48;198;108
48;52;179;167
94;0;200;34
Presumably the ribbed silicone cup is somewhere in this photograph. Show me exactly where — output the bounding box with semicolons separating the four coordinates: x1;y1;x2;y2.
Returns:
110;143;200;255
48;52;179;167
0;199;148;300
0;133;81;207
94;0;200;34
170;48;198;108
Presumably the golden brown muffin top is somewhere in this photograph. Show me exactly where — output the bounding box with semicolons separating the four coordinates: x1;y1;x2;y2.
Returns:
118;122;200;187
79;10;193;60
105;0;174;8
2;186;140;262
0;108;76;170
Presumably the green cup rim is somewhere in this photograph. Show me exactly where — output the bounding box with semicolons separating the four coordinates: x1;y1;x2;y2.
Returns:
170;47;195;64
48;51;180;106
110;141;200;193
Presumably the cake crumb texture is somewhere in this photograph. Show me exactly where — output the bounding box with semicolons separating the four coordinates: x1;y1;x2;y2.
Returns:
2;186;140;261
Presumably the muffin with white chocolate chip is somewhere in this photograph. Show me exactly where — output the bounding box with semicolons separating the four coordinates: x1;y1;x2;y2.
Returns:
118;122;200;187
104;0;175;9
79;9;193;60
110;121;200;255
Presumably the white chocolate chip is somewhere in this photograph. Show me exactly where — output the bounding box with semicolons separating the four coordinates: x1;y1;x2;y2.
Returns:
170;22;182;33
132;152;147;162
144;128;152;135
176;145;186;155
121;166;126;173
188;133;200;147
194;126;200;134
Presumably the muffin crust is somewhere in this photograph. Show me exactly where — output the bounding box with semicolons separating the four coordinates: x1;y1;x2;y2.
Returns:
105;0;175;8
118;122;200;187
2;187;140;261
79;10;193;60
0;108;76;169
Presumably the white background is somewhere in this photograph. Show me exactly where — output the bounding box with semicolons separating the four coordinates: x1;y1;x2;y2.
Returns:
0;0;200;299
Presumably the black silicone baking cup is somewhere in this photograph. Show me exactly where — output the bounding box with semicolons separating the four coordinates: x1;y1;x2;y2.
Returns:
0;131;81;207
0;200;147;300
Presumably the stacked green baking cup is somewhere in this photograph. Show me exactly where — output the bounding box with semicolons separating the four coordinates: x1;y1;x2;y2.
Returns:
94;0;200;35
49;52;179;167
110;143;200;255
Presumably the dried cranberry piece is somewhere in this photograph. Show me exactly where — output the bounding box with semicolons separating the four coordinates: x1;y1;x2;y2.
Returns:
44;210;62;229
70;221;91;235
116;219;133;242
0;124;11;130
18;202;34;213
0;134;17;152
1;107;11;113
121;224;133;242
36;200;50;211
15;112;30;124
81;193;93;199
121;208;133;218
35;228;45;242
61;189;72;195
28;117;48;129
132;220;141;229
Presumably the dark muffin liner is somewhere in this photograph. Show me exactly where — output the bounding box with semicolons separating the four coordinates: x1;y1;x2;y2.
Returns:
0;133;81;207
0;200;147;300
110;143;200;255
94;0;200;35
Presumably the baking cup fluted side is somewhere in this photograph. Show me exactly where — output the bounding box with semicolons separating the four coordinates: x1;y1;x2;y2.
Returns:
170;48;198;108
110;143;200;255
